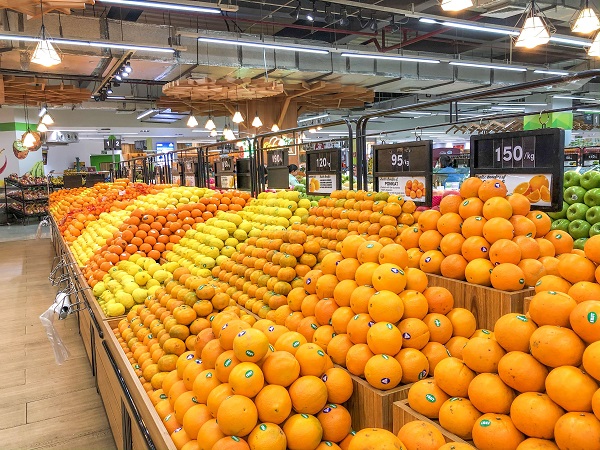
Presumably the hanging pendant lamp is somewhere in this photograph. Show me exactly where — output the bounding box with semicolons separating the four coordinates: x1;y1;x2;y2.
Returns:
572;0;600;34
31;0;61;67
440;0;473;12
515;0;552;49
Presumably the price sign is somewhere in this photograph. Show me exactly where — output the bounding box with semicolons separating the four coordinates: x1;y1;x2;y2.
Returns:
306;148;341;194
583;148;600;167
373;140;433;205
103;138;122;150
564;149;581;167
470;128;564;211
218;157;234;173
267;149;288;168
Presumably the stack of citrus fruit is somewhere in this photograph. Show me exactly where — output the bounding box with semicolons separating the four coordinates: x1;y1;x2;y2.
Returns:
397;177;560;291
407;283;600;449
267;233;479;391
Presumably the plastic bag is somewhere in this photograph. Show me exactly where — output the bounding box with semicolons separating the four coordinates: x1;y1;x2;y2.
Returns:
36;216;49;240
39;292;71;365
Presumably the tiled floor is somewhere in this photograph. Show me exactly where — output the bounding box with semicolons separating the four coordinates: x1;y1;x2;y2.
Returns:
0;222;51;243
0;238;117;450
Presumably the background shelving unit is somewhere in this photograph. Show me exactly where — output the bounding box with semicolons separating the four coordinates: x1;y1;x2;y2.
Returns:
3;177;50;224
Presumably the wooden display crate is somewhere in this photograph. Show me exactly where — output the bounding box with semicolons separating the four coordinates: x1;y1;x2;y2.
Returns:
101;319;177;450
426;274;534;330
393;400;473;445
523;296;533;315
342;368;412;431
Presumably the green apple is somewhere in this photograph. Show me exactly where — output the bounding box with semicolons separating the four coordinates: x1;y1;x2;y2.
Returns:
551;219;571;232
564;171;581;188
591;223;600;237
568;219;592;239
567;203;589;221
581;170;600;190
586;206;600;225
548;202;569;220
584;188;600;207
574;237;588;250
564;186;587;205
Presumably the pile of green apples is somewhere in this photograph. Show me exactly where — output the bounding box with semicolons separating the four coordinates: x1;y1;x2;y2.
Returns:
550;170;600;249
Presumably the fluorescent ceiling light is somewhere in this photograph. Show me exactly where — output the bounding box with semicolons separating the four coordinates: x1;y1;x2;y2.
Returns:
399;111;433;115
340;52;440;64
419;18;438;24
107;96;126;100
449;61;527;72
490;106;525;111
137;109;158;120
549;36;590;46
441;0;473;12
497;102;547;106
443;22;518;36
457;101;491;105
572;6;600;34
298;113;329;123
577;109;600;113
554;95;600;102
99;0;221;14
198;37;329;55
534;69;570;75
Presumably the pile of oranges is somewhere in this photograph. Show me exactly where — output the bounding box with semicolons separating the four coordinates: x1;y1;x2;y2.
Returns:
396;177;561;291
296;191;418;254
405;281;600;449
266;233;479;391
114;284;361;450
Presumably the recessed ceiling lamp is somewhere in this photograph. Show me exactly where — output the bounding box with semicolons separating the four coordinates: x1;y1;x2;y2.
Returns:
187;113;198;127
515;0;553;49
31;0;61;67
572;0;600;34
440;0;473;12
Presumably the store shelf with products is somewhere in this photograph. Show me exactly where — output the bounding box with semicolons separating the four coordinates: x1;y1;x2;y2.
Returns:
4;176;50;223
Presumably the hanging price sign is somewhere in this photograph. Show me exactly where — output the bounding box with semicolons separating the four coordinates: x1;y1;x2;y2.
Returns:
373;140;433;205
306;148;341;194
470;128;564;211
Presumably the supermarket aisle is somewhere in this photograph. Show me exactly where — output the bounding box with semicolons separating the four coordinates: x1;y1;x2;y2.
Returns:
0;223;49;243
0;238;117;450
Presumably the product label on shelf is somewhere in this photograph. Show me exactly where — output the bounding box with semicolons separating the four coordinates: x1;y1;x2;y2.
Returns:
583;150;600;167
373;140;433;205
470;128;564;211
308;174;337;194
220;175;235;189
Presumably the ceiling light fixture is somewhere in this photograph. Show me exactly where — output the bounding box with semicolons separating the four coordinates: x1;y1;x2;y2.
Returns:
137;109;158;120
232;110;244;124
31;0;61;67
572;1;600;34
187;114;198;127
37;122;48;133
339;7;350;27
290;0;301;20
41;111;54;125
198;37;329;55
533;69;571;75
515;0;553;49
449;61;527;72
588;32;600;56
369;14;378;32
306;1;316;22
38;106;47;118
440;0;473;12
210;128;218;137
100;0;221;14
341;52;440;64
271;123;280;132
205;116;216;130
252;114;263;128
298;113;329;123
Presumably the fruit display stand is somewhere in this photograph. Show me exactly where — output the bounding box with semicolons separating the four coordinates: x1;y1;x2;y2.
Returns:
100;318;176;450
344;371;411;431
426;274;533;330
523;296;533;314
392;400;472;446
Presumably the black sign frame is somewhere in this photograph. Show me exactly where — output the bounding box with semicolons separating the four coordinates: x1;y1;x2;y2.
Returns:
266;149;289;168
470;128;564;212
104;138;122;150
305;148;342;195
372;140;433;206
583;147;600;167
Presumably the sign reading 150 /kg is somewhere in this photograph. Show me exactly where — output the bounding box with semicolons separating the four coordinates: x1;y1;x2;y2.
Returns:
373;140;433;205
470;128;564;212
306;148;341;195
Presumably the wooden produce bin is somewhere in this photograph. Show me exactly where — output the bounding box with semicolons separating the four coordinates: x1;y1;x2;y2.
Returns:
100;319;177;450
342;369;411;431
523;296;533;315
426;274;534;330
393;400;473;445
